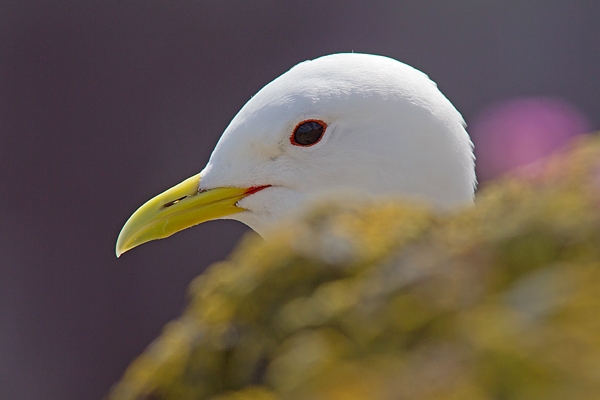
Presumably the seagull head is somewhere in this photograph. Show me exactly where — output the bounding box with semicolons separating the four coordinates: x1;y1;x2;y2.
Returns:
116;53;476;256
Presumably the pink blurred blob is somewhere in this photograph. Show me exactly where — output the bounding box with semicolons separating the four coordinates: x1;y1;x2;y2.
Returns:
470;97;591;181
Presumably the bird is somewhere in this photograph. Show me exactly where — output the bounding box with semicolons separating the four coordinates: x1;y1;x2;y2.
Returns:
116;53;476;257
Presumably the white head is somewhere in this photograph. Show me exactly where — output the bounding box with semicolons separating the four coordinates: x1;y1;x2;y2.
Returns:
200;53;475;235
116;53;475;255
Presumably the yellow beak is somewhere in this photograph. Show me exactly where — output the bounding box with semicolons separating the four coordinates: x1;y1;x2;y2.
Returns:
116;173;266;257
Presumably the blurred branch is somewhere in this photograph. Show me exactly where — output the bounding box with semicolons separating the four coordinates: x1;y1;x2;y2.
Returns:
108;134;600;400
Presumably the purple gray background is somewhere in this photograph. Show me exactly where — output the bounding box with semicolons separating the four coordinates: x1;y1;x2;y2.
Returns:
2;2;600;399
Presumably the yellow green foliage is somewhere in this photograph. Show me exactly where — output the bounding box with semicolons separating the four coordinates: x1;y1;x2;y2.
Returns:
108;135;600;400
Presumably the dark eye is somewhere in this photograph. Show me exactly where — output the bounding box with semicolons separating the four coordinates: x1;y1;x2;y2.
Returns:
291;120;326;147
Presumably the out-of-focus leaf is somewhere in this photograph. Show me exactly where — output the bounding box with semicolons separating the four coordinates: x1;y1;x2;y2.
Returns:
108;134;600;400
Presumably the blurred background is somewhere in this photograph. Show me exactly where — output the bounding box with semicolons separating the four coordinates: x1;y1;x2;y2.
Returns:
1;1;599;399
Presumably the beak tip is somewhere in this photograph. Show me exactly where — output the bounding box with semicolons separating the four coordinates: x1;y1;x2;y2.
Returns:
115;235;128;258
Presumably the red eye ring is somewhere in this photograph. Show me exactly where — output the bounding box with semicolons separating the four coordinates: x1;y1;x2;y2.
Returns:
290;119;327;147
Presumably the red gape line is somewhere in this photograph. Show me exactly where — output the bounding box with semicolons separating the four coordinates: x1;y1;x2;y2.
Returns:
245;185;271;195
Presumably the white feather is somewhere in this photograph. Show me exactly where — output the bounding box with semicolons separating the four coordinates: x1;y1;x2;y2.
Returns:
199;53;476;236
